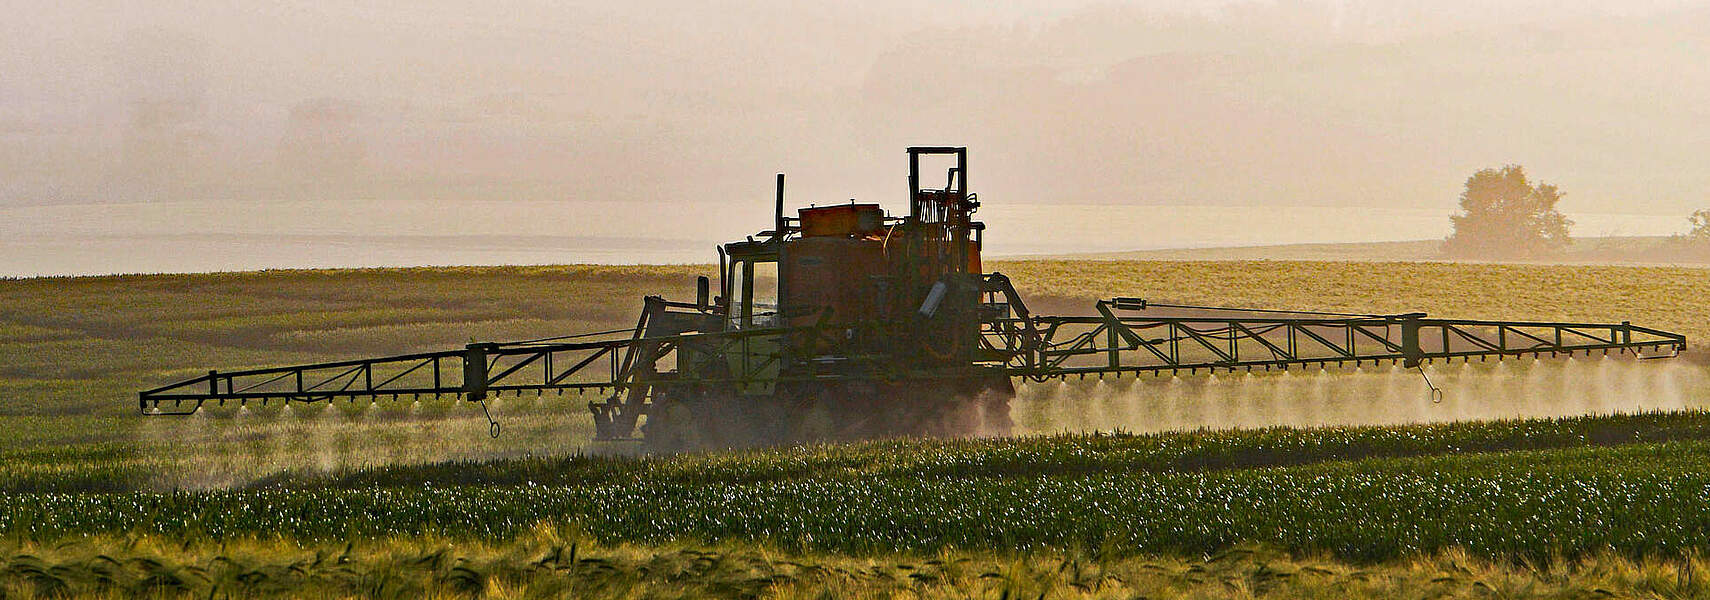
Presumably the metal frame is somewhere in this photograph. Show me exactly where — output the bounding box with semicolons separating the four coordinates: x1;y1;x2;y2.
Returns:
139;319;917;413
998;310;1684;382
140;296;1686;415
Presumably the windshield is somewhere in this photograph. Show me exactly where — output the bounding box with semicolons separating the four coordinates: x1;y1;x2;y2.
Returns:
727;258;779;329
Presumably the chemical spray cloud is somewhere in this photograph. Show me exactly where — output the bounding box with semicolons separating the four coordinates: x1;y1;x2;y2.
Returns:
1012;356;1706;435
136;356;1702;489
137;395;595;491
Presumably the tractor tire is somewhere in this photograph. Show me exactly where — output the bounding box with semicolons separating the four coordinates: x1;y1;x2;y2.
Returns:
644;374;1017;453
643;388;772;453
639;392;703;454
975;375;1015;437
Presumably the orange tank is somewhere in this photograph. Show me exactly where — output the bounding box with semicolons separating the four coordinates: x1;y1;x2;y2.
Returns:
799;204;884;238
782;235;886;327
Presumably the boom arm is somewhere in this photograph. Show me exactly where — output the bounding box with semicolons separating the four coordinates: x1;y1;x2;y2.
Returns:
137;338;635;415
988;297;1685;381
139;295;1686;419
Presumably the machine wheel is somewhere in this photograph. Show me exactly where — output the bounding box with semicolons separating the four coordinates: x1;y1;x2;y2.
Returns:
644;375;1017;452
643;387;774;453
974;375;1015;437
787;397;839;442
640;391;703;454
912;374;1014;439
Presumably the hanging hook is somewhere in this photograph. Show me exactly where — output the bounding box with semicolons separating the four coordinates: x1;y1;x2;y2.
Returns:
1414;365;1444;403
477;397;502;438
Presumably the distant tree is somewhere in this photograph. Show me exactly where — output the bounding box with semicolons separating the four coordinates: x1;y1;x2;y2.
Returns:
1689;209;1710;241
1444;165;1573;258
1658;209;1710;262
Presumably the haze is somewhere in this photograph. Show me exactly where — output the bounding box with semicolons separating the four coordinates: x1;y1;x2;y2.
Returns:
4;0;1708;275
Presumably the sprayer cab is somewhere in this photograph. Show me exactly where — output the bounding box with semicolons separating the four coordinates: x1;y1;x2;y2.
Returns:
718;146;987;335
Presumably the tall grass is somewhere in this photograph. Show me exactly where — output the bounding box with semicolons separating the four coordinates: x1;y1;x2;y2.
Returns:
10;527;1710;599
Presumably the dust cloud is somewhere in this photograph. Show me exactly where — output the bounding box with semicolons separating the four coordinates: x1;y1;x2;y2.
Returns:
1013;356;1707;435
134;356;1705;489
137;395;596;490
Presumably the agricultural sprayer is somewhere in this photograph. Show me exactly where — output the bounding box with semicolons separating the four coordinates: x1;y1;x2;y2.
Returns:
139;147;1687;451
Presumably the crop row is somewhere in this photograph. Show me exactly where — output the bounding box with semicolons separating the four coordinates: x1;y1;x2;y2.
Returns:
7;439;1710;562
273;409;1710;490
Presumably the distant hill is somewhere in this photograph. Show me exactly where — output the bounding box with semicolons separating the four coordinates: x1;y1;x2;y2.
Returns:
1049;236;1710;266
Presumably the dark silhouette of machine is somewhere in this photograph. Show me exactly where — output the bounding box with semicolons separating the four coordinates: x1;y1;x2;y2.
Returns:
139;147;1687;451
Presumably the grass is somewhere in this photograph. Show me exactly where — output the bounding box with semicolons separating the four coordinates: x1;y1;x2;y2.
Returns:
255;410;1710;490
7;422;1710;563
1;260;1707;596
11;527;1710;599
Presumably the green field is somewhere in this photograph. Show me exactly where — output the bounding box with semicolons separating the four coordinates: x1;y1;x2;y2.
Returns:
3;260;1709;598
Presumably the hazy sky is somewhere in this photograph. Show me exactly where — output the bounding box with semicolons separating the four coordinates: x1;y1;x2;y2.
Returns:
4;0;1709;261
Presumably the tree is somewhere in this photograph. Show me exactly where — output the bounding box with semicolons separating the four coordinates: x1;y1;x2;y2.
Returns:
1688;209;1710;241
1444;165;1573;258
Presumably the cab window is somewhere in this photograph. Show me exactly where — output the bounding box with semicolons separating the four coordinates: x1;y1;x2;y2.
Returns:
726;258;779;329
